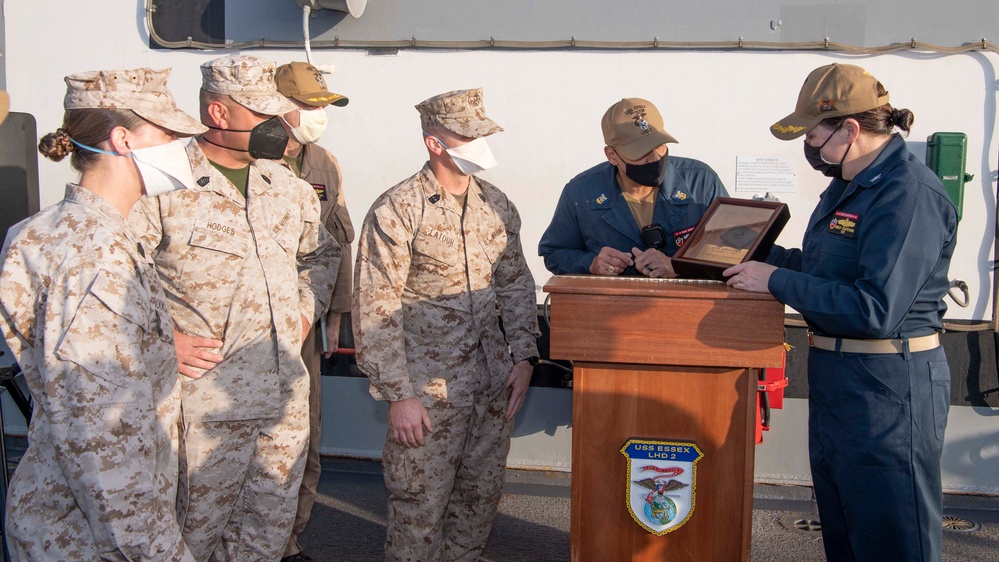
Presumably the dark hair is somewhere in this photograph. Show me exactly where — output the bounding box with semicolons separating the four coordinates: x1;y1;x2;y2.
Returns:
38;108;144;171
199;88;238;123
820;81;914;137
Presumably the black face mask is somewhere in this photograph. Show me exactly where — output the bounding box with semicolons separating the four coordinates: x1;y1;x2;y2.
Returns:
623;154;669;187
803;125;848;179
204;116;289;160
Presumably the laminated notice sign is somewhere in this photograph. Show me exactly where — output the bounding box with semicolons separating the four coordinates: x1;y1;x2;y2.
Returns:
621;438;704;535
735;156;797;193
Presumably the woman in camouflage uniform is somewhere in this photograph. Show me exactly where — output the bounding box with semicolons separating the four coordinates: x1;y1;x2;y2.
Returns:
0;68;205;560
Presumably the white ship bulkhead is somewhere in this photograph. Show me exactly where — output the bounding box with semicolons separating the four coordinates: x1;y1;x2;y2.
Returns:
0;0;997;495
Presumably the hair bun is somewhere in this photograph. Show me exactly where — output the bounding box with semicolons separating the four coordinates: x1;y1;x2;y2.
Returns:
38;128;74;162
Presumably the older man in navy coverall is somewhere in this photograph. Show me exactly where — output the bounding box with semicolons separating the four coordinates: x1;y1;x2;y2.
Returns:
539;97;728;278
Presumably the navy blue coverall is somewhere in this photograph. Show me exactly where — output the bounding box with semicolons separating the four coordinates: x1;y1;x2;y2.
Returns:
538;159;728;275
767;134;957;561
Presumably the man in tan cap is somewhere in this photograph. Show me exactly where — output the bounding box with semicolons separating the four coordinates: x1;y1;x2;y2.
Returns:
539;97;728;278
274;61;352;562
353;88;540;561
130;55;340;562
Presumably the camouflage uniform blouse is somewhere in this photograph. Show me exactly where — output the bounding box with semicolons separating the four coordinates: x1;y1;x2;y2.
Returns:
0;184;193;561
130;141;340;422
353;163;540;407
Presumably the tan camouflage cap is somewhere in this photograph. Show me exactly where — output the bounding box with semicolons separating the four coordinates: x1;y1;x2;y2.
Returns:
601;98;677;161
201;55;297;116
275;62;348;108
771;63;890;140
415;88;502;139
63;68;206;136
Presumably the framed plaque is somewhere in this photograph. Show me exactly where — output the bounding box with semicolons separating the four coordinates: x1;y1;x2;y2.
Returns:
671;197;790;280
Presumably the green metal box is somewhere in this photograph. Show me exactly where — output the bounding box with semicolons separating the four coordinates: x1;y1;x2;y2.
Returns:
925;132;972;221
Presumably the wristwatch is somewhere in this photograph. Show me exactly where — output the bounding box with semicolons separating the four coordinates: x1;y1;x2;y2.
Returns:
519;355;540;366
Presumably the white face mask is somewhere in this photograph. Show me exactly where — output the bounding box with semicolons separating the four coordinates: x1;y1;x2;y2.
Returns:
426;133;498;175
284;108;329;145
130;139;198;197
68;135;196;197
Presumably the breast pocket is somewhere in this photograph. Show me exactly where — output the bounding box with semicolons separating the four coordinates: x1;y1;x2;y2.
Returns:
189;224;248;257
477;226;508;265
56;270;149;399
813;233;860;279
263;200;302;255
409;231;458;297
817;233;857;258
179;222;249;304
665;199;693;229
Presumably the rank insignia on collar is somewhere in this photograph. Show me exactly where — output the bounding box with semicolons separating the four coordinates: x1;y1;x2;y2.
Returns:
596;194;608;205
621;438;703;535
428;193;441;204
197;176;210;187
672;190;688;201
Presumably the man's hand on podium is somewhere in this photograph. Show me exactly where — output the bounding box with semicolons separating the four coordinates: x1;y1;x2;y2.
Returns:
589;246;633;276
389;398;433;447
632;247;676;279
723;261;776;292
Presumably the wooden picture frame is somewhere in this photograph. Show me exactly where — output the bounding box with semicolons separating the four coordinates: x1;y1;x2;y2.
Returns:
671;197;790;280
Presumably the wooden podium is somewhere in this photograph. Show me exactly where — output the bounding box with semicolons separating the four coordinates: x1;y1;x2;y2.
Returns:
543;276;784;562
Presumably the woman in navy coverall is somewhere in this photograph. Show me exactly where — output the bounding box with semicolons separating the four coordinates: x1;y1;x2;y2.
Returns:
725;64;957;562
